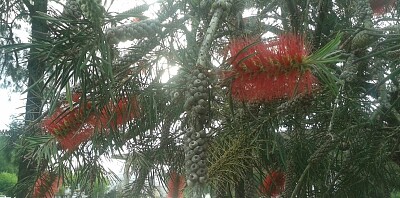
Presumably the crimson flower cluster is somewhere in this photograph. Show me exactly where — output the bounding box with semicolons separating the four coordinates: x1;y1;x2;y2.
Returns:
42;93;140;151
33;172;62;198
167;171;185;198
227;34;318;103
259;171;286;197
369;0;396;14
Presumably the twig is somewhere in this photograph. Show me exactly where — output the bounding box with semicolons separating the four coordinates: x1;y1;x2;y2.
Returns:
196;0;230;67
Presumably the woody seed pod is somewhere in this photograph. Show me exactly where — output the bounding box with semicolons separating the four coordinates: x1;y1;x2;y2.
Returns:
191;155;201;163
190;163;199;171
197;160;206;167
189;173;198;181
199;176;208;184
191;132;201;140
194;79;202;86
196;168;206;176
189;140;198;149
193;146;204;154
198;73;206;79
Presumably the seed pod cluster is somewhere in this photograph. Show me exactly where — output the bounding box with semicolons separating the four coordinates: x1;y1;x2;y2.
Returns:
211;0;232;11
183;127;208;187
351;30;375;50
387;49;400;60
105;20;161;44
340;54;357;82
62;0;82;19
76;0;104;24
276;93;315;115
183;69;210;124
114;4;149;20
182;69;211;187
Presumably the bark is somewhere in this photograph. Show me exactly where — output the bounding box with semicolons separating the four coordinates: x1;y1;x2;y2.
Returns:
16;0;48;197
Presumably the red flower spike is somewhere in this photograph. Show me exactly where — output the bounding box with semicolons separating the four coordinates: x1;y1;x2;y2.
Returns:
231;70;318;102
58;124;95;150
228;34;317;102
98;96;140;130
265;34;308;72
42;105;91;137
259;171;285;197
33;172;63;198
72;92;81;103
370;0;396;15
131;17;141;22
43;94;141;151
42;100;96;151
228;34;308;74
228;37;266;73
167;171;185;198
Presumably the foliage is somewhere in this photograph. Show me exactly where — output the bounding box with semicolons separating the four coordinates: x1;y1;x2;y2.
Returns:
0;172;17;196
0;0;29;90
2;0;400;197
0;122;23;175
0;135;17;173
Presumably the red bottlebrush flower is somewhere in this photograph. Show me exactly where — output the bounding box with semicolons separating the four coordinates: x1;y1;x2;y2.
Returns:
228;37;264;73
99;96;140;129
228;34;308;75
58;124;95;150
265;34;308;71
71;92;81;103
33;172;63;198
42;100;96;151
167;171;185;198
231;69;318;102
228;34;317;102
370;0;396;15
131;17;141;22
42;94;140;150
259;171;285;197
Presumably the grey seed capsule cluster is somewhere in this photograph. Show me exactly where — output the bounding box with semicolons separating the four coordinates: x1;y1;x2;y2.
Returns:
387;49;400;60
62;0;82;19
211;0;232;11
105;20;161;44
276;93;314;115
76;0;104;23
183;127;208;187
183;69;211;186
115;4;149;19
340;54;357;82
183;69;210;124
351;30;374;50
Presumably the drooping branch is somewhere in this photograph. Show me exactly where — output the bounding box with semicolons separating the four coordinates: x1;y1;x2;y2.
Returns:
196;0;231;68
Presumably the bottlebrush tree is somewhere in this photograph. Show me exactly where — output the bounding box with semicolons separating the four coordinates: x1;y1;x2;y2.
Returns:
3;0;400;197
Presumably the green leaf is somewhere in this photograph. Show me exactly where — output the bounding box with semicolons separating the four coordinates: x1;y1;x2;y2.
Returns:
305;33;344;95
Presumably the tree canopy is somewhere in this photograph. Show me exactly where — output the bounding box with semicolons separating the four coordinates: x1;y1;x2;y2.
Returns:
2;0;400;197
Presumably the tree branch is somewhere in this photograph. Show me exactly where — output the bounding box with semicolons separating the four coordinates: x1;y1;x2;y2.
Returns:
22;0;34;13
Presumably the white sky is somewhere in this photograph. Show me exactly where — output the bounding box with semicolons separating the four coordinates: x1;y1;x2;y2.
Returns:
0;89;25;130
